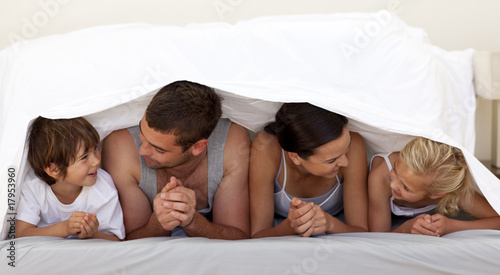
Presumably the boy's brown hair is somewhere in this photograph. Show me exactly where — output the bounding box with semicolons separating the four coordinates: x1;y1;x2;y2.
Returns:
27;116;100;185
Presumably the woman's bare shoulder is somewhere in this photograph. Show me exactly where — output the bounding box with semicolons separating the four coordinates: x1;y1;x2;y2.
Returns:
250;131;282;171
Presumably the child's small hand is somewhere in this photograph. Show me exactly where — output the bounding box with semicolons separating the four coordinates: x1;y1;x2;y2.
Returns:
66;211;87;236
77;213;99;239
406;214;440;237
429;213;452;236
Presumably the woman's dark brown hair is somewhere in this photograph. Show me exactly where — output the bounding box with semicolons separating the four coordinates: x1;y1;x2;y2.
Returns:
266;103;348;159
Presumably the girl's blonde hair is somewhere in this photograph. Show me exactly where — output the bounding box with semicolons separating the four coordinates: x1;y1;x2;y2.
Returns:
399;137;474;216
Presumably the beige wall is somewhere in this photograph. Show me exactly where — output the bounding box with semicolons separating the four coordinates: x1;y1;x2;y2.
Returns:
1;0;499;160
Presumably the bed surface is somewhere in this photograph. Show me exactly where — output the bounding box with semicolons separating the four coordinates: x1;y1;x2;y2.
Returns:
2;230;500;274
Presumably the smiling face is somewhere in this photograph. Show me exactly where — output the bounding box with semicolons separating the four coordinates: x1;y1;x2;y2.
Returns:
60;143;101;187
137;116;193;170
389;158;433;203
295;126;351;178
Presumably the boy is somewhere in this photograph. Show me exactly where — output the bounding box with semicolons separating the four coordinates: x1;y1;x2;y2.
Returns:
16;117;125;240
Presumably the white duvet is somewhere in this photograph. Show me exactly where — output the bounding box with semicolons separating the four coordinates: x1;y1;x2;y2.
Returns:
1;11;499;238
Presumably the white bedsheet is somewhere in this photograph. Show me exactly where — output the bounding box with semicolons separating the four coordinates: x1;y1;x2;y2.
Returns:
2;231;500;274
0;11;498;240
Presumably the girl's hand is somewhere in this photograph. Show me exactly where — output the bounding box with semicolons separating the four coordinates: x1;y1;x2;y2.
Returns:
430;213;453;236
403;214;440;236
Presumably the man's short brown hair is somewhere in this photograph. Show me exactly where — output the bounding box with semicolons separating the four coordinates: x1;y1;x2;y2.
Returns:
145;80;222;151
27;116;100;185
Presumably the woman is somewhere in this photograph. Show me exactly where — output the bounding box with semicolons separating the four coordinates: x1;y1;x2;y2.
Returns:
250;103;368;238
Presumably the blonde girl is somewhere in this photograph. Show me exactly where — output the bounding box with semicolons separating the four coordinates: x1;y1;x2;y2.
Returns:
368;137;500;236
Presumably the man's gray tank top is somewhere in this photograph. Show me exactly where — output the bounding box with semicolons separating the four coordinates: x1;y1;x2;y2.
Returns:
127;118;231;219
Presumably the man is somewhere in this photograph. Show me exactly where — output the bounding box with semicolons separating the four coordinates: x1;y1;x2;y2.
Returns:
101;80;250;240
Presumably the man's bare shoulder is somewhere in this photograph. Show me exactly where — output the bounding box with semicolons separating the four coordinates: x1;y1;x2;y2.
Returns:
223;123;250;171
101;128;141;185
103;128;133;143
225;122;250;144
102;129;137;157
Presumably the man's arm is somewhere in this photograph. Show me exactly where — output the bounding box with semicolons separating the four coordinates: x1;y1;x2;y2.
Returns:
174;123;250;239
210;123;251;238
101;129;170;239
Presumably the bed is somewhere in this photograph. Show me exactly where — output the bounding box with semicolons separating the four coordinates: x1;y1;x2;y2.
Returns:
1;11;500;274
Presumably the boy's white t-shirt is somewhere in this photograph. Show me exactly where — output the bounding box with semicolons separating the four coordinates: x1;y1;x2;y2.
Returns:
17;168;126;239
